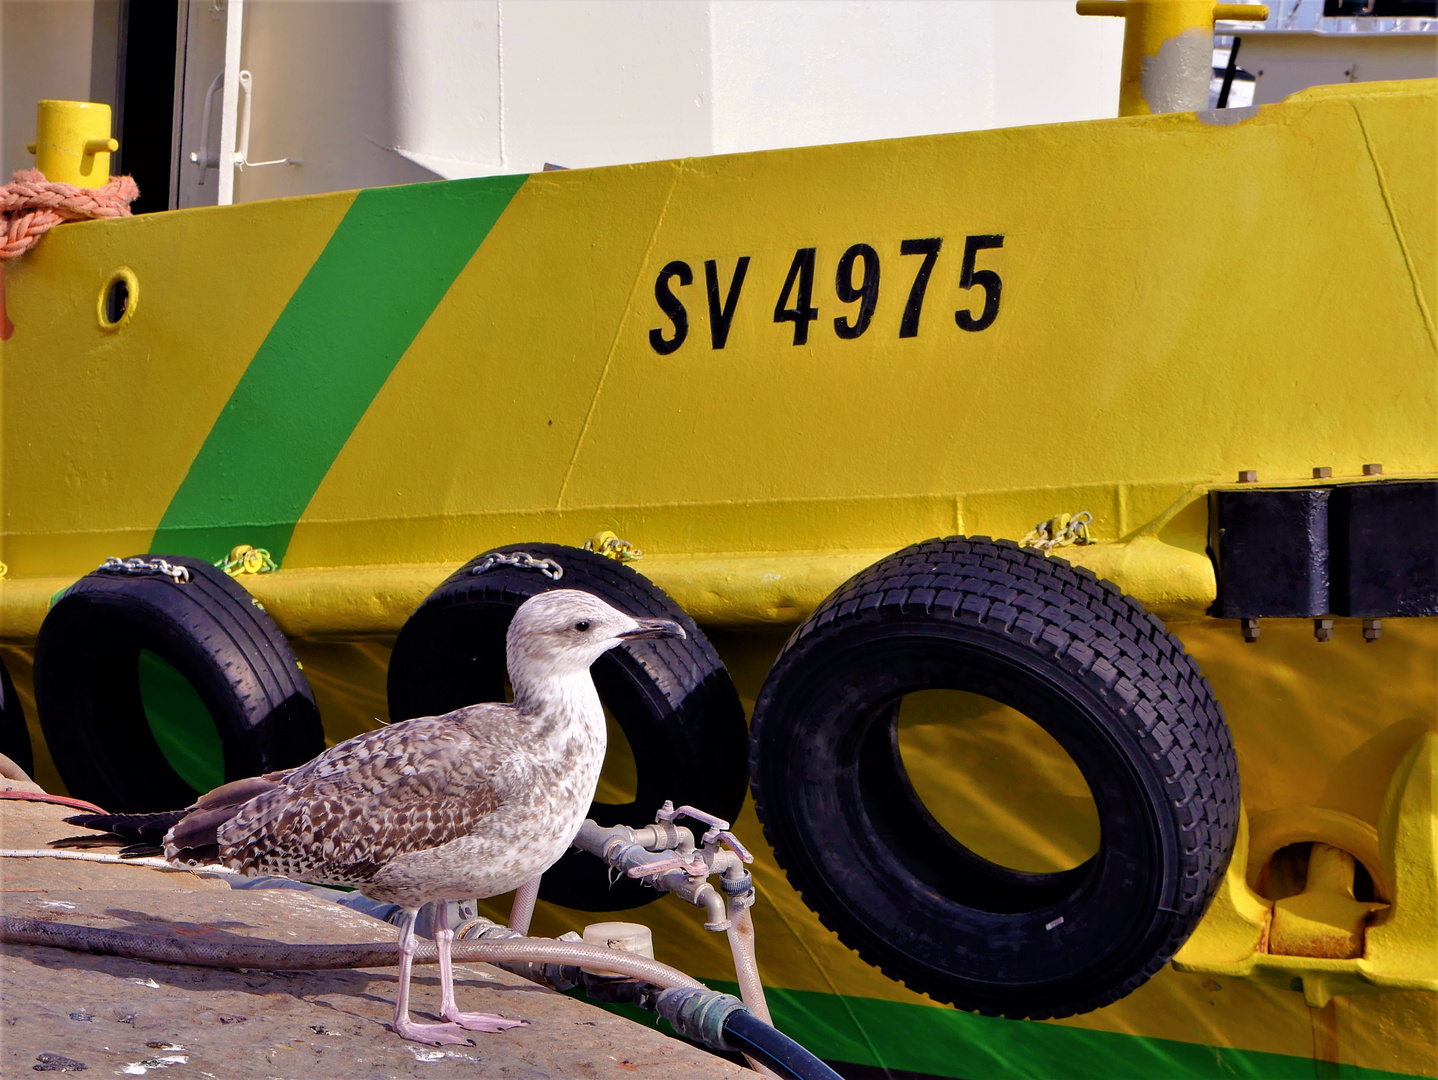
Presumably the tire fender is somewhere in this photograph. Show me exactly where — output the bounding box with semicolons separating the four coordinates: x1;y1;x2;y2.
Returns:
35;555;324;812
749;536;1239;1018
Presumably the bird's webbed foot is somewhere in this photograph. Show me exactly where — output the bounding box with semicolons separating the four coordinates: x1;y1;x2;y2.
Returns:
391;1017;475;1046
440;1007;528;1033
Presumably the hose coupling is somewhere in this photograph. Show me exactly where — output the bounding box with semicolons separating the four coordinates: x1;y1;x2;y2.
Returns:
537;933;585;992
581;972;655;1005
453;915;520;941
451;918;582;991
719;867;753;897
655;986;751;1052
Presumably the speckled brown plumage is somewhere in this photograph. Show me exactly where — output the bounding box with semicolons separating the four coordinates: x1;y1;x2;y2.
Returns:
155;589;684;1046
169;703;582;905
162;590;681;909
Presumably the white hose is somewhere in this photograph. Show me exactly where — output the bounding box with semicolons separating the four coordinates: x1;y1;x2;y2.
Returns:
509;876;540;936
726;906;772;1026
2;914;706;990
0;848;233;874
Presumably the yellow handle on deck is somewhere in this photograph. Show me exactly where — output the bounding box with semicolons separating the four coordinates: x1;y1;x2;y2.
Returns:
28;100;118;187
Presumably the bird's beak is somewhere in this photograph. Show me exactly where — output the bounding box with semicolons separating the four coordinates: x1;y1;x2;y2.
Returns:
618;618;686;641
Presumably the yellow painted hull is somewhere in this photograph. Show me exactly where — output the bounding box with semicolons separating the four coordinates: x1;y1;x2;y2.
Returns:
2;79;1435;1077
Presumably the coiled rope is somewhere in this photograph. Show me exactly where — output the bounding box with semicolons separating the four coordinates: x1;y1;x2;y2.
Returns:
0;169;139;261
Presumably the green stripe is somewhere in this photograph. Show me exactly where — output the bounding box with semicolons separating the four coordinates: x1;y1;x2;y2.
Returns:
749;986;1430;1080
151;175;528;565
586;981;1428;1080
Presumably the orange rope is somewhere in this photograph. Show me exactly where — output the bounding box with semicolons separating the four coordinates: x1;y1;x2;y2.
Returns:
0;168;139;261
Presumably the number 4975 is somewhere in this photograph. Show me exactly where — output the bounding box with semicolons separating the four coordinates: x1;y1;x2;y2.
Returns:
649;235;1004;355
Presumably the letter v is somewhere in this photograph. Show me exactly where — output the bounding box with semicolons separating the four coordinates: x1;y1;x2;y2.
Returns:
705;256;750;350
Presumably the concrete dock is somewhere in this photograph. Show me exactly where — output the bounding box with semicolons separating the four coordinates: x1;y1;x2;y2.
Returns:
1;797;750;1078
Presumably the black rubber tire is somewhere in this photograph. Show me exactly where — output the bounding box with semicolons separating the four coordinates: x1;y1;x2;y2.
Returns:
35;556;324;813
749;536;1239;1019
0;654;34;777
388;543;748;911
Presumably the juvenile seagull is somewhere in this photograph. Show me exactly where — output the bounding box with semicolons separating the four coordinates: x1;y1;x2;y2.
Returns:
68;590;684;1046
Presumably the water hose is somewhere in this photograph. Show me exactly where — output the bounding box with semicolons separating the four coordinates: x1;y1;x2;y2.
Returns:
0;847;231;873
725;901;772;1027
0;915;703;986
656;987;842;1080
723;1008;842;1080
2;915;840;1080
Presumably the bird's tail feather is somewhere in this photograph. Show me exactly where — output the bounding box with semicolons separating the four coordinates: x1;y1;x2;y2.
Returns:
52;770;288;865
55;811;186;854
165;773;284;864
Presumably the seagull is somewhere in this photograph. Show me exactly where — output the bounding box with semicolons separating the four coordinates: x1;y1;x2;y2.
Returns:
60;589;684;1046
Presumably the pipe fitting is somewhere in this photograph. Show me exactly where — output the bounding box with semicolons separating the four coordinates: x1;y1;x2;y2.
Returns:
720;866;754;896
581;972;657;1005
451;917;584;991
573;816;739;929
632;819;686;851
671;877;730;930
655;986;750;1052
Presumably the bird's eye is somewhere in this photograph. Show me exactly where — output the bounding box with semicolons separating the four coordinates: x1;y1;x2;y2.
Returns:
575;620;591;632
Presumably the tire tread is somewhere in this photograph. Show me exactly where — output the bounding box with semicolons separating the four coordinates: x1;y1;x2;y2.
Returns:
749;537;1239;1019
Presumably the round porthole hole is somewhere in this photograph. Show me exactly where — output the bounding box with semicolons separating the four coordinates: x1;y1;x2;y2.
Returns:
97;267;138;331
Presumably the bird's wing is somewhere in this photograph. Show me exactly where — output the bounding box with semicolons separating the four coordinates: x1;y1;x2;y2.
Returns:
214;705;527;881
275;703;520;793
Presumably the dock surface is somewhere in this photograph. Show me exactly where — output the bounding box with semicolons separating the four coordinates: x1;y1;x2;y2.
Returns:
1;798;748;1078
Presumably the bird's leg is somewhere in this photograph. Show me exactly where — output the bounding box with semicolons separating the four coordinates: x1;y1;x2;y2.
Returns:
509;876;541;936
391;906;473;1046
435;902;528;1033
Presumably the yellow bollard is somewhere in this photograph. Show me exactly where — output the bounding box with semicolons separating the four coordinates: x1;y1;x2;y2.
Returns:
25;100;119;187
1077;1;1269;116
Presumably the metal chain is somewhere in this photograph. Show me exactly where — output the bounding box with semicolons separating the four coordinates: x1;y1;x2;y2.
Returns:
1019;510;1094;554
469;551;565;580
96;556;192;584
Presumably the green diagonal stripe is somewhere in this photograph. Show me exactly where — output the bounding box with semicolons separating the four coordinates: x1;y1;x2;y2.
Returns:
753;986;1430;1080
151;174;528;566
588;981;1429;1080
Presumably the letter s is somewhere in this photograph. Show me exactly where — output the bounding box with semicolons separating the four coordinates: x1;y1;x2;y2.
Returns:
649;260;693;355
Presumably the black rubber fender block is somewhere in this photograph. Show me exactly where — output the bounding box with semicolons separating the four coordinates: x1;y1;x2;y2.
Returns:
0;653;33;777
749;536;1239;1019
35;556;324;812
387;543;748;911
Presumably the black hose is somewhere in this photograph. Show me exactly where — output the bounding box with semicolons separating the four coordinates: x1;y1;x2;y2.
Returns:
654;985;842;1080
723;1008;844;1080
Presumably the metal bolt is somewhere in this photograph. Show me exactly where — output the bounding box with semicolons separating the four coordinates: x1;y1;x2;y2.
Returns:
1363;618;1383;643
1314;618;1335;642
1241;618;1260;643
1363;463;1383;476
1312;467;1332;479
1238;470;1258;483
